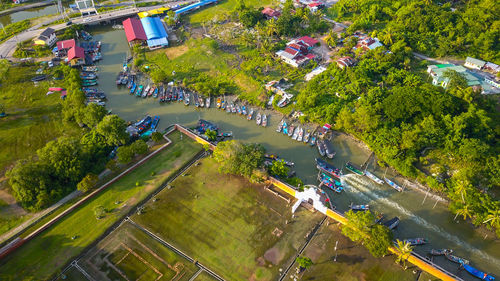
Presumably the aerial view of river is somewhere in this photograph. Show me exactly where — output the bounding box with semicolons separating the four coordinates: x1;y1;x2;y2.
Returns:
87;25;499;279
0;4;64;26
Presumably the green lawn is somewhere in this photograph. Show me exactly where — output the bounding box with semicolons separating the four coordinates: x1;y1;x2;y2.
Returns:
0;131;202;280
194;271;219;281
299;223;415;281
187;0;275;26
133;157;324;280
79;221;200;281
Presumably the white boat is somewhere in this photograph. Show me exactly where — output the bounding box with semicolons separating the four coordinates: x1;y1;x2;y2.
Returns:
384;177;404;192
256;112;262;125
292;126;300;140
365;170;384;185
304;130;311;143
142;85;150;98
276;119;284;132
261;114;267;127
206;97;210;108
297;127;304;142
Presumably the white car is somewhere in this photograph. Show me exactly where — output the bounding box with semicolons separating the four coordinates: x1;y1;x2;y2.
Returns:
82;18;92;23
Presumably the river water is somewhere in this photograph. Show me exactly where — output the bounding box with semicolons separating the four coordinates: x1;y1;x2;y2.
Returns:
0;5;60;26
88;26;499;279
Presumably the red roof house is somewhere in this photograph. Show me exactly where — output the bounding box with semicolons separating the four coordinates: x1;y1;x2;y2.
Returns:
67;46;85;66
297;36;319;48
56;39;76;50
123;18;147;43
261;7;281;19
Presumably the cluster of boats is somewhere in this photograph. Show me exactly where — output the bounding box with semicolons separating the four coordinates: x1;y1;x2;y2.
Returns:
79;41;102;62
214;97;268;127
80;65;99;87
429;249;494;280
83;88;106;106
129;115;160;137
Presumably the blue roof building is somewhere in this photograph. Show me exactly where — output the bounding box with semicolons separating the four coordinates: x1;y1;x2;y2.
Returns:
140;17;168;49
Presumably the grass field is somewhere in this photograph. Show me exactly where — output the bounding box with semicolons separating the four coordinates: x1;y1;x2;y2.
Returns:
194;271;218;281
297;223;415;281
79;221;200;281
187;0;275;26
0;131;202;280
132;157;324;280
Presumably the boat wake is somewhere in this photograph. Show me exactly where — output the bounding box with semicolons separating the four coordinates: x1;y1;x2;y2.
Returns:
341;174;500;267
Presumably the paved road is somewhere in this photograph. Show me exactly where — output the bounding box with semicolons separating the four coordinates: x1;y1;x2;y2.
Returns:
0;0;190;59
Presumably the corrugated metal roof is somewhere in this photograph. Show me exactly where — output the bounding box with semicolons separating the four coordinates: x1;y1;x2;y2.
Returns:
123;18;147;42
140;17;168;40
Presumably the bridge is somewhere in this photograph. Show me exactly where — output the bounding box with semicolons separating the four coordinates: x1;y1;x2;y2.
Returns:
0;0;189;59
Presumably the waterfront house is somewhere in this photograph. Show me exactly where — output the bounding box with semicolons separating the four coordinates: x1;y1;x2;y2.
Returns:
261;7;281;20
484;62;500;74
123;18;147;46
275;36;319;67
140;16;168;49
427;64;499;94
354;36;383;51
307;2;323;12
464;57;486;70
67;46;85;66
55;39;76;57
34;28;57;46
336;56;355;69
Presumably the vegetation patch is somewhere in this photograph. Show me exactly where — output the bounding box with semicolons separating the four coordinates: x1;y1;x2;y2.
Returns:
0;131;202;281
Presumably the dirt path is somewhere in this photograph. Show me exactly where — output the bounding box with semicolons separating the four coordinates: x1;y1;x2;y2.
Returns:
0;189;26;217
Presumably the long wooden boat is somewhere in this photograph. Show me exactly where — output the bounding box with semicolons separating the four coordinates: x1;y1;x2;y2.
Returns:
429;249;453;256
384;177;404;192
350;203;369;211
261;114;267;127
256;112;262;125
276;118;284;132
317;140;326;157
292;126;300;140
319;173;343;193
206;97;210;108
287;125;295;137
365;170;384;185
462;263;495;281
315;158;342;178
216;97;221;108
323;140;336;159
282;121;288;135
297;127;304;142
403;238;428;246
247;109;254;120
304;130;310;143
383;217;400;230
242;105;247;116
445;253;470;265
346;161;364;175
184;92;190;105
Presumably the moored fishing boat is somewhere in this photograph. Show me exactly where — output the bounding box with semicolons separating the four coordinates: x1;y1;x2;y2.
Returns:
346;161;364;175
130;83;136;94
365;170;384;185
221;100;226;110
256;112;262;125
184;92;190;105
304;130;311;143
276;118;284;132
136;85;143;97
242;105;247;116
430;249;453;256
323;140;336;159
315;158;342;178
216;97;221;108
199;96;205;107
151;116;160;130
297;127;304;142
350;203;369;211
292;126;300;140
153;87;159;98
231;103;237;113
143;85;150;98
319;172;343;193
403;238;428;246
261;114;267;127
178;89;183;101
317;140;326;156
206;97;210;108
310;134;317;146
82;66;98;72
288;125;295;137
384;177;404;192
247;109;254;120
462;263;495;281
147;86;154;97
383;217;400;230
282;121;288;135
236;104;241;114
445;253;470;265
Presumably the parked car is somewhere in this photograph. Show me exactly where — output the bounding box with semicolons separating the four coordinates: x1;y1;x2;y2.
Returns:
66;21;72;26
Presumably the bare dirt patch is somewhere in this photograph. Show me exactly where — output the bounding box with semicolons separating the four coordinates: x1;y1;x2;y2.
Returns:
164;45;190;60
263;247;281;265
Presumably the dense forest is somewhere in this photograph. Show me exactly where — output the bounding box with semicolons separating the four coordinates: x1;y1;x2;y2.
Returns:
331;0;500;63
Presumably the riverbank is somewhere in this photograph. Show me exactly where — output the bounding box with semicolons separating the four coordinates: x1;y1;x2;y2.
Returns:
0;0;53;17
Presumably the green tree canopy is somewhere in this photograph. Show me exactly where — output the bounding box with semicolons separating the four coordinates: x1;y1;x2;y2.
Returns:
96;115;129;146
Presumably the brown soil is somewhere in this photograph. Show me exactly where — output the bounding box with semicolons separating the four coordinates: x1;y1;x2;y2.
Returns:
263;246;281;265
0;189;27;217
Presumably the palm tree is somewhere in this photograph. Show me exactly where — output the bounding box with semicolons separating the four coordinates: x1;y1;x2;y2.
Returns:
324;30;337;48
454;203;473;221
381;27;394;45
394;240;413;270
483;207;500;229
454;180;471;203
266;19;278;37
